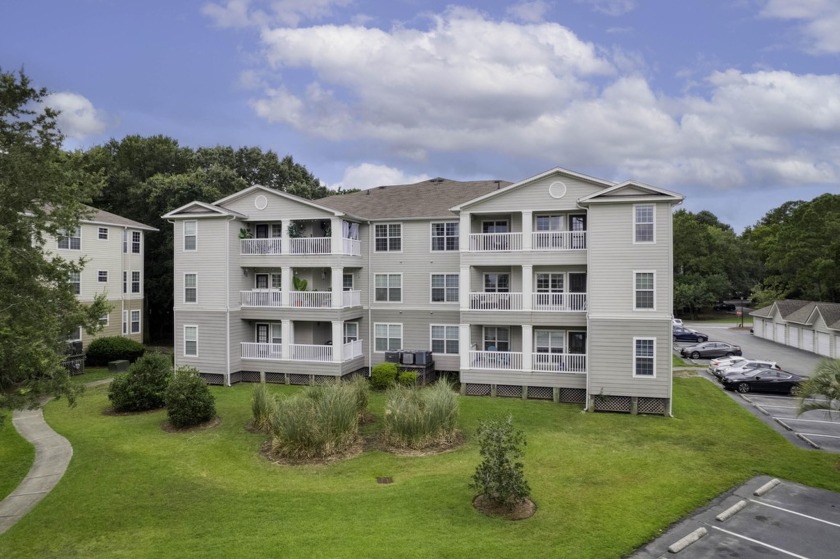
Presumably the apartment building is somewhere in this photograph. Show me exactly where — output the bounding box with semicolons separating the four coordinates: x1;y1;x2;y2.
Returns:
47;206;158;348
163;167;683;414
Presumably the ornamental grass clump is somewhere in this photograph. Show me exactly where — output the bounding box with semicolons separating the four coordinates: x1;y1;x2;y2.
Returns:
269;382;360;460
383;380;459;449
251;383;277;433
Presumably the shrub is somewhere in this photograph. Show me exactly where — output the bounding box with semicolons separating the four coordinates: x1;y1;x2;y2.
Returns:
86;336;145;366
383;380;459;449
251;383;277;432
165;366;216;428
269;382;359;460
470;416;531;508
370;363;398;390
107;352;172;412
397;371;418;386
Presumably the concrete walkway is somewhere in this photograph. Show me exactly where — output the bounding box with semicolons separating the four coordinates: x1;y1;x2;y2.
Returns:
0;379;111;536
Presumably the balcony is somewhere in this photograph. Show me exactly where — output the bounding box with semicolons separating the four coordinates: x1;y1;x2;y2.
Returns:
241;340;364;362
240;237;361;256
469;292;523;311
469;232;522;252
467;231;587;252
469;350;587;373
532;293;587;312
240;290;361;309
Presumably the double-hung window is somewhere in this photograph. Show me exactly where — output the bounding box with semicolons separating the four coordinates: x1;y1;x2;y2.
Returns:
374;223;401;252
634;272;655;310
431;325;459;354
130;310;140;334
483;327;509;351
184;221;197;251
98;227;108;240
344;322;359;343
634;338;655;377
374;323;402;352
634;205;654;243
98;270;108;283
374;273;402;302
58;227;81;250
69;271;81;295
184;273;197;303
431;273;458;302
431;222;458;251
184;326;198;356
131;271;141;293
132;231;141;253
123;272;127;294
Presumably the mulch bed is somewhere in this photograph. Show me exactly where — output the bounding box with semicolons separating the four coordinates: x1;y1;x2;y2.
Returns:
473;494;537;520
161;416;221;433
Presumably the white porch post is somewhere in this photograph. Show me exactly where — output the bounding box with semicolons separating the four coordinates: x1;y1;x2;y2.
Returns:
522;264;533;311
459;212;470;252
281;319;292;360
281;266;292;307
521;210;532;251
331;267;343;308
280;223;290;254
331;217;342;254
522;324;533;372
460;266;470;311
459;323;470;370
332;320;343;362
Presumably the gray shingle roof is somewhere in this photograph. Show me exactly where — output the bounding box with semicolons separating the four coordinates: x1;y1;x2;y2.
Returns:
814;303;840;329
315;178;511;220
785;301;818;324
84;206;158;231
750;299;840;330
773;299;812;319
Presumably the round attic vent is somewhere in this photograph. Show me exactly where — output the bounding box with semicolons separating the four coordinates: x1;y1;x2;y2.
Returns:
549;181;567;199
255;195;268;210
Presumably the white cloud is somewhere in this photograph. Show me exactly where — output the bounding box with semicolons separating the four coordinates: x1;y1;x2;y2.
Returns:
202;0;350;28
333;163;431;190
507;1;551;23
760;0;840;54
576;0;637;17
43;92;108;139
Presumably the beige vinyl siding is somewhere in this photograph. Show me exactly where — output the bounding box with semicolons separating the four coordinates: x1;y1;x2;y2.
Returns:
461;370;586;389
173;218;230;312
586;202;673;318
368;309;459;368
175;310;228;374
223;191;337;221
587;318;671;398
463;175;602;214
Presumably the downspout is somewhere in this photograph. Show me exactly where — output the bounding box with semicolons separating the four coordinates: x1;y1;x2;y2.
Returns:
166;219;177;369
122;226;127;340
576;200;591;412
225;216;235;386
367;220;373;377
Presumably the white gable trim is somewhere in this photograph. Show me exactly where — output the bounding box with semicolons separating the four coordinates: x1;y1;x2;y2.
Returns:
213;184;346;217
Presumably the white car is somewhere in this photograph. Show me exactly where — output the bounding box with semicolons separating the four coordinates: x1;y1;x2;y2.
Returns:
708;356;747;374
672;318;683;327
716;360;780;380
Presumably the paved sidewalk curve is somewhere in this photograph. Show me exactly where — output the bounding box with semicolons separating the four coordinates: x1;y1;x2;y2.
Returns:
0;407;73;535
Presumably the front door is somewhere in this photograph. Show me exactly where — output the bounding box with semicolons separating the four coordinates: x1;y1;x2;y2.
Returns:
568;331;586;354
570;214;587;249
568;273;586;310
255;224;269;239
256;323;269;343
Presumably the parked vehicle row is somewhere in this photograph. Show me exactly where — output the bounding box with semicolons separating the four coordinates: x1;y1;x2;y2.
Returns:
680;341;741;359
720;369;805;395
673;326;708;343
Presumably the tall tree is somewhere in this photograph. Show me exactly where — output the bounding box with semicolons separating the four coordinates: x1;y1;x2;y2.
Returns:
0;68;108;410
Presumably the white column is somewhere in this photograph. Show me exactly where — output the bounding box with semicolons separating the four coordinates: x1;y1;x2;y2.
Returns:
332;320;343;362
521;210;532;251
459;324;471;370
280;222;290;254
522;264;533;311
281;266;292;307
522;323;533;372
331;217;342;254
331;267;343;308
460;265;470;311
459;212;470;252
282;319;292;360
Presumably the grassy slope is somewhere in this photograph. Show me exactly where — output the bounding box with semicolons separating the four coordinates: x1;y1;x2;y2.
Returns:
0;415;35;501
1;380;838;559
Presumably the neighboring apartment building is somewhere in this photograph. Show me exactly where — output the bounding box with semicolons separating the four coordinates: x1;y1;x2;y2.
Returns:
751;300;840;358
163;167;683;414
47;206;158;348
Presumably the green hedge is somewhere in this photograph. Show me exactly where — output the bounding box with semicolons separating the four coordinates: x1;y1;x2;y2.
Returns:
108;352;172;412
370;363;398;390
165;367;216;428
86;336;145;366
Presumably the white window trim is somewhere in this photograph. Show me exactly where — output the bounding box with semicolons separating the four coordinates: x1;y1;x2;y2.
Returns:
98;270;108;283
483;272;510;293
130;310;141;334
184;272;198;304
373;222;403;253
98;227;109;240
534;329;566;352
430;324;459;355
184;325;198;357
482;326;510;351
373;322;403;353
58;226;82;250
344;321;359;343
342;273;354;291
68;326;82;342
633;204;655;244
99;313;109;326
184;220;197;252
430;273;459;304
131;231;141;254
430;221;459;252
633;337;656;378
633;270;656;311
481;219;509;232
374;272;403;303
131;271;141;294
122;310;128;335
69;271;81;295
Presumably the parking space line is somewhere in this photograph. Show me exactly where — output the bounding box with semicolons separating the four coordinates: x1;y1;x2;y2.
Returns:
709;526;810;559
781;418;840;425
798;433;840;440
759;404;799;409
750;499;840;528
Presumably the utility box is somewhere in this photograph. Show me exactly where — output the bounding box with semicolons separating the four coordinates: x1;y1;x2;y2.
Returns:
384;351;400;363
414;350;433;365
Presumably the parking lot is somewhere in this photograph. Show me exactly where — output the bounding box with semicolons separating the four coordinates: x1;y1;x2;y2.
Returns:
631;476;840;559
675;322;840;453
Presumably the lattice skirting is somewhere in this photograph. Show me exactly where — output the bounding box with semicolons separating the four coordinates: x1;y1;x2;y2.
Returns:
288;373;310;385
199;373;225;385
593;395;632;413
237;371;260;383
264;372;284;384
465;383;491;396
559;388;586;404
527;386;554;400
497;385;523;398
638;397;667;415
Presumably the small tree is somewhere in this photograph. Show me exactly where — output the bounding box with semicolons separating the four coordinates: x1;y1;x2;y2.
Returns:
798;358;840;416
108;352;172;412
165;366;215;428
470;416;530;508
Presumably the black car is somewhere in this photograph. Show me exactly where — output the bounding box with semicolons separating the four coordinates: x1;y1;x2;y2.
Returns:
721;368;806;395
713;302;737;312
679;341;742;359
673;327;709;343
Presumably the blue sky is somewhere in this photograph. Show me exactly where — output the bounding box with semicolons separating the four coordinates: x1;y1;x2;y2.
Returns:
3;0;839;231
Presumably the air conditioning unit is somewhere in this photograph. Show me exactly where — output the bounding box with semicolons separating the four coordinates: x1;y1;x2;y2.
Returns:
384;351;400;363
400;351;415;365
414;350;433;365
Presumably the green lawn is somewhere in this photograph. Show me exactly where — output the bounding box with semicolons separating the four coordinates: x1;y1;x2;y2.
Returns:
1;380;838;559
70;367;114;385
0;414;35;501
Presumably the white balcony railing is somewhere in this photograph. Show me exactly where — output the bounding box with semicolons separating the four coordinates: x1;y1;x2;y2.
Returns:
241;290;361;309
343;238;361;256
241;238;282;255
342;290;361;307
241;342;283;360
469;292;523;311
290;343;332;362
241;290;283;307
470;350;523;370
532;231;587;251
469;232;523;252
532;293;587;312
289;291;332;308
344;339;363;359
289;237;331;255
532;353;587;373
